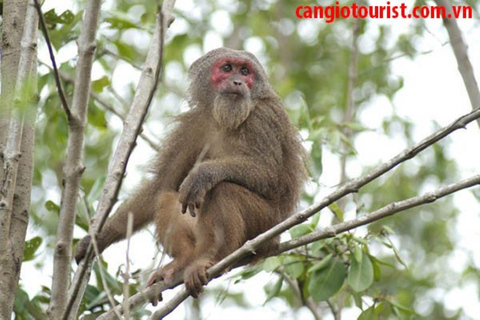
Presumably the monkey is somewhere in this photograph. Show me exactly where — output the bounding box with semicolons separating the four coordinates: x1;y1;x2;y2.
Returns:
75;47;308;300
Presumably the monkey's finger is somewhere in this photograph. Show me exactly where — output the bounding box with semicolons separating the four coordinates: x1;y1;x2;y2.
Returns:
150;291;163;306
189;204;196;218
199;271;208;286
181;203;187;214
195;199;203;209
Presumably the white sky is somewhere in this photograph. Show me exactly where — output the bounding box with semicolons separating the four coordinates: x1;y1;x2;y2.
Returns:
23;1;480;319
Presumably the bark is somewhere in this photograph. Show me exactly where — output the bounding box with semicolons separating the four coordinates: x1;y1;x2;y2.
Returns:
48;0;102;318
0;0;29;149
434;0;480;129
0;0;29;211
0;0;39;317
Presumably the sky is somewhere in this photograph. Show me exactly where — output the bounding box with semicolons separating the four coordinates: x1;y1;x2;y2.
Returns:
22;1;480;319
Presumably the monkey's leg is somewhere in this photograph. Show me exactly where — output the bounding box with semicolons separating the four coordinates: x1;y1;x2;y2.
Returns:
148;191;197;287
75;179;160;263
184;182;277;298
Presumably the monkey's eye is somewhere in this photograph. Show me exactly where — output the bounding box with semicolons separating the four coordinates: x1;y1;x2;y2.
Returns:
240;67;250;75
222;64;232;72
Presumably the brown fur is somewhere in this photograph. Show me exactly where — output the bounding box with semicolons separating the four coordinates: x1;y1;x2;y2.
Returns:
75;47;307;299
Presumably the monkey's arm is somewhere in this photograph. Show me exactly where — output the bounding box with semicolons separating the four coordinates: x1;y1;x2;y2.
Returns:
178;157;279;216
75;178;159;263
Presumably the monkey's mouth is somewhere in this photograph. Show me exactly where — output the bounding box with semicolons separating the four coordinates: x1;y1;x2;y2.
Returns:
221;91;245;98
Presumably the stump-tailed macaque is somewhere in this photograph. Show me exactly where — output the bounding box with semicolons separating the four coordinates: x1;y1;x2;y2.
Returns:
75;47;307;299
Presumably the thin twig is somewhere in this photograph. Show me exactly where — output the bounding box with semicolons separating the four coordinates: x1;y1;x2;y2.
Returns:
278;270;322;320
277;174;480;253
33;0;71;120
122;212;134;320
90;228;122;319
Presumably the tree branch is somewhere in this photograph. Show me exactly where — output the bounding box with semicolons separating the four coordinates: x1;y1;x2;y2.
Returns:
277;174;480;253
339;17;360;211
434;0;480;129
0;0;39;316
0;0;29;174
278;269;322;320
48;0;103;317
33;0;71;119
63;1;176;318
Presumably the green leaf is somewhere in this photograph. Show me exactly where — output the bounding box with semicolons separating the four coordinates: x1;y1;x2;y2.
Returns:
44;9;75;25
87;176;106;204
105;13;139;30
263;257;281;272
358;306;376;320
284;255;304;279
348;251;374;292
328;202;343;221
92;76;111;93
387;299;415;314
310;212;320;229
353;246;363;263
310;240;324;252
372;258;382;281
370;256;395;269
264;275;283;305
382;225;396;234
45;200;60;214
308;253;332;273
308;257;346;301
234;265;263;282
383;234;408;269
289;224;313;239
352;236;368;246
23;236;43;262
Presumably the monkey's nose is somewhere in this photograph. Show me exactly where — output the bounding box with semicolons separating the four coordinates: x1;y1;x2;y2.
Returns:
233;80;242;86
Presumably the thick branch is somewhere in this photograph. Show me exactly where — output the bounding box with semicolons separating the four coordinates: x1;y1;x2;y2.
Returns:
48;0;102;318
64;1;176;318
0;0;29;168
434;0;480;129
0;0;39;316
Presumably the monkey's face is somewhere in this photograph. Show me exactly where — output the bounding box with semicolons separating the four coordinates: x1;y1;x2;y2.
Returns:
211;57;255;97
210;57;255;130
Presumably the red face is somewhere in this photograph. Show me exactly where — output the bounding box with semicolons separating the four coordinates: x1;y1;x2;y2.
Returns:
211;57;255;96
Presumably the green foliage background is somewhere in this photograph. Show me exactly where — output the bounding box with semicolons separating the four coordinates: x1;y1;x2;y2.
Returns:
13;0;480;319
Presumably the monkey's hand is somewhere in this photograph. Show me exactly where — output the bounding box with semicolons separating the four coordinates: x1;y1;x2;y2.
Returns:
74;235;91;264
178;168;211;217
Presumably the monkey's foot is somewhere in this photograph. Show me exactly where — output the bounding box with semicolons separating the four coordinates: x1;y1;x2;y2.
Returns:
183;261;213;298
147;263;184;306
